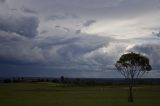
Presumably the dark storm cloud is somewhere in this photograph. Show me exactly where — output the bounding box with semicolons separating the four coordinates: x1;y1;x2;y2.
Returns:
0;31;44;64
83;20;96;27
0;14;39;38
35;34;114;66
0;24;117;68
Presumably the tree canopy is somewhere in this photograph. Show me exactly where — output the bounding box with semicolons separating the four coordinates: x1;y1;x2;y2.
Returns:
115;52;152;79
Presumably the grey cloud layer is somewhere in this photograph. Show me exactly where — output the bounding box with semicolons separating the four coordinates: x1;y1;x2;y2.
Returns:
0;14;39;38
0;29;121;68
9;0;159;19
0;31;44;64
0;0;160;77
0;11;127;72
0;11;119;68
0;13;120;67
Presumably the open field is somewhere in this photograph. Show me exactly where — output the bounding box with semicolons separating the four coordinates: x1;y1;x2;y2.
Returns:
0;83;160;106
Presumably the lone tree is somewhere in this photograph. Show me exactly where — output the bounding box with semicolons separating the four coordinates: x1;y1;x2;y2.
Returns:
115;52;152;102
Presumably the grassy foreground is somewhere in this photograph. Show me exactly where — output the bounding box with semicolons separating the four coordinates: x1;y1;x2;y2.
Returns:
0;83;160;106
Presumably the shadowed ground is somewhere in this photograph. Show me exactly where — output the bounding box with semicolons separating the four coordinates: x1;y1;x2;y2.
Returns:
0;83;160;106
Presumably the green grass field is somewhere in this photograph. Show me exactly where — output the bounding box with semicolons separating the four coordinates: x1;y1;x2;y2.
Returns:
0;83;160;106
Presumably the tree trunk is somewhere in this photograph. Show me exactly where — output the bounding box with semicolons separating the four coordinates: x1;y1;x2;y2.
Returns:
128;83;133;102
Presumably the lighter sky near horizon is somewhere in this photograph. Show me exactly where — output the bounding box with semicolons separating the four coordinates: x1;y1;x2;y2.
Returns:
0;0;160;78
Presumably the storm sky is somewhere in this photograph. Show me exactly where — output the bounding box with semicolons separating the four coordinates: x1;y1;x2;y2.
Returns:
0;0;160;78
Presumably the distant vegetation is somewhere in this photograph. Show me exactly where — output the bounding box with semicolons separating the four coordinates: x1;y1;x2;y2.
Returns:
1;77;160;86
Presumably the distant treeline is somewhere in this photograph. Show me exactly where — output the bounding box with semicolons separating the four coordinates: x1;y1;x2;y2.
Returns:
0;77;160;85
